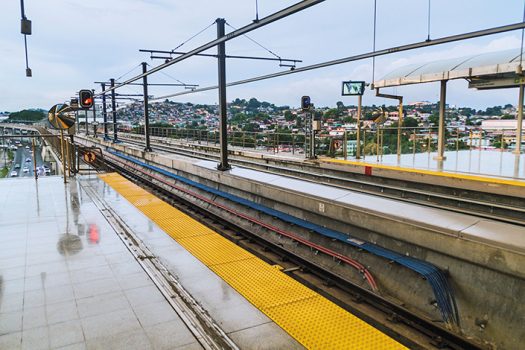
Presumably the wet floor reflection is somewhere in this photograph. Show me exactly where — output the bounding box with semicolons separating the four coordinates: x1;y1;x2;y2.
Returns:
88;223;100;244
56;234;83;256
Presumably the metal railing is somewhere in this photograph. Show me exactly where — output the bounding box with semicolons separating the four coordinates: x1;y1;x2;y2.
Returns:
0;132;68;179
121;126;308;155
116;125;524;160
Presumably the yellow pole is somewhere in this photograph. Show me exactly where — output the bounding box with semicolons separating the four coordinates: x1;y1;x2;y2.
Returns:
380;128;384;159
363;129;367;160
376;128;380;161
60;130;66;183
66;139;71;177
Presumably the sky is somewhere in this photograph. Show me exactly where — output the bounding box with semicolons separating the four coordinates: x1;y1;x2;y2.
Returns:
1;0;524;112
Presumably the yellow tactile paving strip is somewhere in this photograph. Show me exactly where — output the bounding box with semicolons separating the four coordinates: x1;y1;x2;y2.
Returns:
99;173;407;350
322;158;525;188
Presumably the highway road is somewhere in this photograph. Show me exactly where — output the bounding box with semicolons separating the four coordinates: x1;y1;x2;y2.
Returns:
7;141;52;178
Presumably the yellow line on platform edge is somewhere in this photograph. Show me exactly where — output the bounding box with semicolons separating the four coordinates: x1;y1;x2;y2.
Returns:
99;173;407;350
322;158;525;188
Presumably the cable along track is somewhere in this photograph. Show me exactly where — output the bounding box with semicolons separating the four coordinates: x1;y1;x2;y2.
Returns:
119;135;525;227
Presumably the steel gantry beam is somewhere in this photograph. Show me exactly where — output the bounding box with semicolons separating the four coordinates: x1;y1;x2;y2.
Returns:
152;21;525;101
216;18;230;171
94;0;324;97
101;83;109;140
110;78;118;143
140;49;302;65
142;62;152;152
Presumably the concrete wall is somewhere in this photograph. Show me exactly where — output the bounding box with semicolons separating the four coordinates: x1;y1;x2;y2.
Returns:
81;135;525;349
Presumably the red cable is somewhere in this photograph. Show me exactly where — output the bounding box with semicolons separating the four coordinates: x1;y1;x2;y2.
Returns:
105;153;379;292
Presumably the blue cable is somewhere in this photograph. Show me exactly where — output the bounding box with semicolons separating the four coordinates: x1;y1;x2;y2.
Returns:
109;150;460;326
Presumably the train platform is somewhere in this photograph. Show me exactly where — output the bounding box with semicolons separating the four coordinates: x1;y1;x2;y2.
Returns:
0;177;205;350
321;150;525;186
192;159;525;254
0;175;407;349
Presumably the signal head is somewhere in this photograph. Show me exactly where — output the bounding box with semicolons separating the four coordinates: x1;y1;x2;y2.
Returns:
79;89;94;109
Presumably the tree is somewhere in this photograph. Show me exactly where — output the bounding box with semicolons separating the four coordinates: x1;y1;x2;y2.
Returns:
284;110;295;121
428;114;439;125
8;109;45;121
247;98;261;110
336;101;345;110
403;117;418;128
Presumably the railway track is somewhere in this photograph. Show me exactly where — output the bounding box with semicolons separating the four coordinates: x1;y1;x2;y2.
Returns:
119;135;525;226
100;150;483;350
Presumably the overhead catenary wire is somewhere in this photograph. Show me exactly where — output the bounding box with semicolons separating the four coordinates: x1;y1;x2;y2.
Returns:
225;21;281;60
115;63;142;82
173;21;216;52
151;21;525;101
159;71;188;86
94;0;326;97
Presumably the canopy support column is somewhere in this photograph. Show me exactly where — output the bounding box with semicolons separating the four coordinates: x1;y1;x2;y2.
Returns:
435;80;447;161
515;83;524;154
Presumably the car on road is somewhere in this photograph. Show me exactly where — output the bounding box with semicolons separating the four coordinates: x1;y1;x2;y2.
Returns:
14;164;20;169
25;157;31;162
23;166;29;173
10;171;17;177
25;145;29;149
43;165;51;174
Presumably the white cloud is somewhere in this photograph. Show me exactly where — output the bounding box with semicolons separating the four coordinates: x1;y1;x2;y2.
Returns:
1;1;523;110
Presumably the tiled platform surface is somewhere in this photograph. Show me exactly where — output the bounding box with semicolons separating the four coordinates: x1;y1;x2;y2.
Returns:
0;177;202;350
81;175;304;350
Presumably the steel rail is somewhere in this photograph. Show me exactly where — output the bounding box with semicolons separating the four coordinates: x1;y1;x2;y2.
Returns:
101;149;483;350
152;21;525;101
119;134;525;226
94;0;324;97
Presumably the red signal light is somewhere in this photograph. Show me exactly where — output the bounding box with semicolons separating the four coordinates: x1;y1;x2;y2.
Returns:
79;89;94;109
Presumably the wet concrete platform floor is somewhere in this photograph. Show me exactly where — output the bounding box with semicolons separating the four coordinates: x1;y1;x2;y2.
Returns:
0;175;301;350
0;176;202;350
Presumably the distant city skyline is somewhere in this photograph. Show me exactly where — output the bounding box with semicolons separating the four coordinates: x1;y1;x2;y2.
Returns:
1;1;525;111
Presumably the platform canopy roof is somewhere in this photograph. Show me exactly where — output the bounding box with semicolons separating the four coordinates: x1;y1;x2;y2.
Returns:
373;49;525;90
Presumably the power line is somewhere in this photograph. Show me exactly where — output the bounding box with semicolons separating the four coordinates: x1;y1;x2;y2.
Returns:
151;21;525;101
115;63;142;82
225;21;281;60
159;71;188;86
172;21;216;51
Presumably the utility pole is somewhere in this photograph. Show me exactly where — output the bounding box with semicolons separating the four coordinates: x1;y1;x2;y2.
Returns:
101;83;109;140
216;18;230;171
110;78;118;143
142;62;152;152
